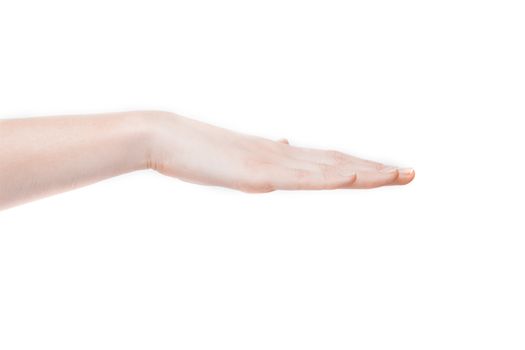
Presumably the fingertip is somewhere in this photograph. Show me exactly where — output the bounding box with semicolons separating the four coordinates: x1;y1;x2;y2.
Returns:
396;168;415;185
407;168;415;183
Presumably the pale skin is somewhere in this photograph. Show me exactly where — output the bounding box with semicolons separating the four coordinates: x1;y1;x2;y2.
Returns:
0;111;414;210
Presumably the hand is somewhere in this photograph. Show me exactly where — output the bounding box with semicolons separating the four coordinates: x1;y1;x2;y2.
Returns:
147;112;415;192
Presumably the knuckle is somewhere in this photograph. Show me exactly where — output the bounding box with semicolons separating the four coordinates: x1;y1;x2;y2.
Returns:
327;150;346;163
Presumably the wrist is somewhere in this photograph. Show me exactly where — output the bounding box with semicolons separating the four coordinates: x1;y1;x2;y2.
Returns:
123;110;177;171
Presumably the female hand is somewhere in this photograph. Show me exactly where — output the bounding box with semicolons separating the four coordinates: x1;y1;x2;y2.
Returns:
147;112;415;192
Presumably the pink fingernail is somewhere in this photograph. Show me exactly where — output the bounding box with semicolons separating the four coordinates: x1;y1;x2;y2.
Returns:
399;168;414;175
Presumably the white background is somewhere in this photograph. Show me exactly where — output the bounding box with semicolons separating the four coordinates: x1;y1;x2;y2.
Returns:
1;0;524;349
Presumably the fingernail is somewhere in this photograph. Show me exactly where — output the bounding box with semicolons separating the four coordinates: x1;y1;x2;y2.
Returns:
399;168;414;175
379;166;398;174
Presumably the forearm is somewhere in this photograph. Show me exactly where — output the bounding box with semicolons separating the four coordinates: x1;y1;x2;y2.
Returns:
0;111;155;210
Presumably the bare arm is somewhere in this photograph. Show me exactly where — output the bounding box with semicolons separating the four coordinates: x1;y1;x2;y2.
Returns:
0;111;414;210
